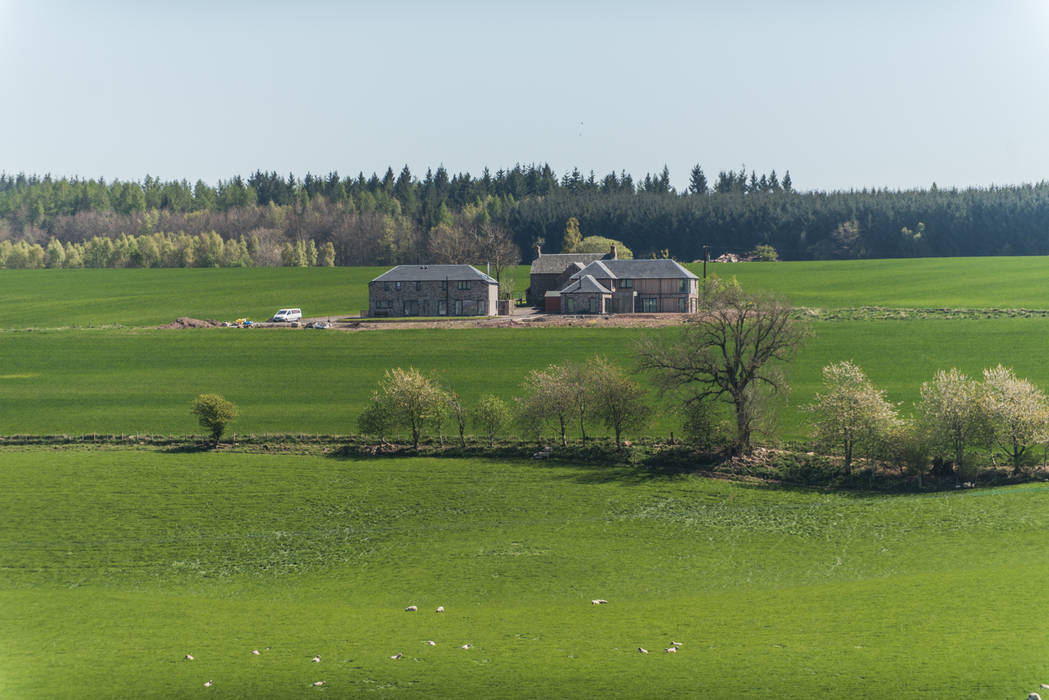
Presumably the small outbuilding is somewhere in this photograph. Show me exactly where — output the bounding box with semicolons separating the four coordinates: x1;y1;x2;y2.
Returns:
368;264;498;317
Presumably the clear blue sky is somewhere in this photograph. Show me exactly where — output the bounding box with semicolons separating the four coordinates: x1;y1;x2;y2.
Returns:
2;0;1048;192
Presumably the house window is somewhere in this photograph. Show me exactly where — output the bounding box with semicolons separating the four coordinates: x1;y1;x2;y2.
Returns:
416;281;422;291
642;297;658;313
383;282;390;291
478;300;487;315
403;300;418;315
454;299;463;315
457;280;471;290
589;297;598;314
438;300;447;315
395;281;402;290
620;279;633;288
376;301;391;310
441;280;448;290
564;297;575;314
677;297;687;312
679;279;689;293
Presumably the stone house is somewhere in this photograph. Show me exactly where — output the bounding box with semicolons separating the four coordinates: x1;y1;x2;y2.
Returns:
526;245;614;306
368;264;499;317
554;258;699;314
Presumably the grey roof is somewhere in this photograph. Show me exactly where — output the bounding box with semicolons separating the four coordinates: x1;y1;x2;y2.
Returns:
560;274;613;295
530;253;607;275
569;258;698;281
371;264;497;284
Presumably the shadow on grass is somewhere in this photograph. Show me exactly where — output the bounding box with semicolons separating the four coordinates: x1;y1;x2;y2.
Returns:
163;442;218;453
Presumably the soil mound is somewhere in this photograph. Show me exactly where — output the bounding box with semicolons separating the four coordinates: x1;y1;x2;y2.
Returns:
160;317;222;329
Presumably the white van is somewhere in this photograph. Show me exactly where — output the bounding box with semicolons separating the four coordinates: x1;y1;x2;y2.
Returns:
271;308;302;322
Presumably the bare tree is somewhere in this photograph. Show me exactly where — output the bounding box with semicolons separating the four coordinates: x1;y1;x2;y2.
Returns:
637;281;807;455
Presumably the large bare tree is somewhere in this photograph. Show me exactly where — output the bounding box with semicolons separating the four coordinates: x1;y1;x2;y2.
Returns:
637;281;807;455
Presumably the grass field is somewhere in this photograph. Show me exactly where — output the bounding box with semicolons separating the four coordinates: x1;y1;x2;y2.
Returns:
1;256;1049;330
2;449;1047;698
0;318;1047;441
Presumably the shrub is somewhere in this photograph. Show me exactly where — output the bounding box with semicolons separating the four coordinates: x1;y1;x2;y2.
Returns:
190;393;238;443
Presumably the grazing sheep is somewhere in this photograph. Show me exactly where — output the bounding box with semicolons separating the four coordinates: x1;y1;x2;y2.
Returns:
390;653;403;660
638;647;649;654
204;680;213;687
425;640;436;646
435;606;445;613
670;641;683;647
313;681;325;687
405;605;418;612
591;599;608;605
251;650;260;655
311;655;321;663
184;655;195;661
1041;684;1049;689
460;644;472;649
1029;693;1041;700
664;647;677;653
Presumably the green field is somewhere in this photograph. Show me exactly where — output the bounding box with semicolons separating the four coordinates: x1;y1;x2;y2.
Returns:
4;261;1049;698
3;449;1047;698
1;257;1049;330
0;318;1046;441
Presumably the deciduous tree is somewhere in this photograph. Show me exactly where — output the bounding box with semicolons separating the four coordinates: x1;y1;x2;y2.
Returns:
637;280;807;455
980;365;1049;473
191;393;238;444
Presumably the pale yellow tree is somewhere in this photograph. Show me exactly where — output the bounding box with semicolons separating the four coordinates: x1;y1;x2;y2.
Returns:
980;365;1049;473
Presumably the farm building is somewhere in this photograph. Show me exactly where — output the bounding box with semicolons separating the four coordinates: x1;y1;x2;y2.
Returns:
550;258;699;314
526;245;615;306
368;264;499;317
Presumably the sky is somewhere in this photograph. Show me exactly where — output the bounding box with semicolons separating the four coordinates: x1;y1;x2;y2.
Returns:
2;0;1048;192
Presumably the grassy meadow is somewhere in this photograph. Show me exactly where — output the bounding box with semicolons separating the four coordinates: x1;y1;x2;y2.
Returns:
0;318;1047;441
3;449;1048;698
0;255;1048;329
5;259;1049;698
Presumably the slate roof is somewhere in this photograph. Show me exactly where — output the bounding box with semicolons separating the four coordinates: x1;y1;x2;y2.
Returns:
569;259;698;281
371;264;497;284
560;274;613;295
529;253;607;275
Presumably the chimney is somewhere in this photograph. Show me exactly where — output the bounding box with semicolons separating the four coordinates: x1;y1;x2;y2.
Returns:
610;244;617;260
535;244;542;258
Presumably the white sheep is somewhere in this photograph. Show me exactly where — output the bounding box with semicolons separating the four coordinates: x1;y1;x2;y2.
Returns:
638;647;649;654
591;599;608;605
313;681;325;687
390;652;403;660
425;640;436;646
435;605;445;613
251;649;260;655
204;680;213;687
664;647;677;653
405;605;418;612
460;644;472;649
184;654;195;661
311;655;321;663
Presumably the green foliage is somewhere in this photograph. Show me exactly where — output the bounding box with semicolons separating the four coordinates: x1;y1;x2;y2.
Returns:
473;393;511;447
561;216;582;252
190;393;238;442
572;235;633;259
749;243;778;261
679;398;724;450
369;367;446;448
587;355;649;447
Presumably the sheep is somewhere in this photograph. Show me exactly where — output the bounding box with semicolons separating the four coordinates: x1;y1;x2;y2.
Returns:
591;599;608;605
670;641;683;647
313;681;325;687
204;680;213;688
251;650;260;656
311;655;321;663
184;654;195;661
638;647;649;654
425;640;436;646
1029;693;1041;700
664;647;677;653
390;653;403;660
435;606;445;613
460;644;472;649
405;605;418;612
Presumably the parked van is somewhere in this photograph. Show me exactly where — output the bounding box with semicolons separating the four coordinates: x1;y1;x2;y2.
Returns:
271;308;302;322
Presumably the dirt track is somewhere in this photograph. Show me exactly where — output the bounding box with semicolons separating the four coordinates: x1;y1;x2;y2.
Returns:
160;311;695;331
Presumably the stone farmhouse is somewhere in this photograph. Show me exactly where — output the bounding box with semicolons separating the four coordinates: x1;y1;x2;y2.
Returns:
526;245;614;305
547;258;699;314
368;264;498;317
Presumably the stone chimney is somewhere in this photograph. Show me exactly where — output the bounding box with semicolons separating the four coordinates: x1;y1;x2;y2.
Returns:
535;244;542;258
610;244;617;260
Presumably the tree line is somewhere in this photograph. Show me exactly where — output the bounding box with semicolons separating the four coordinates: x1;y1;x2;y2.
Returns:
4;167;1049;267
